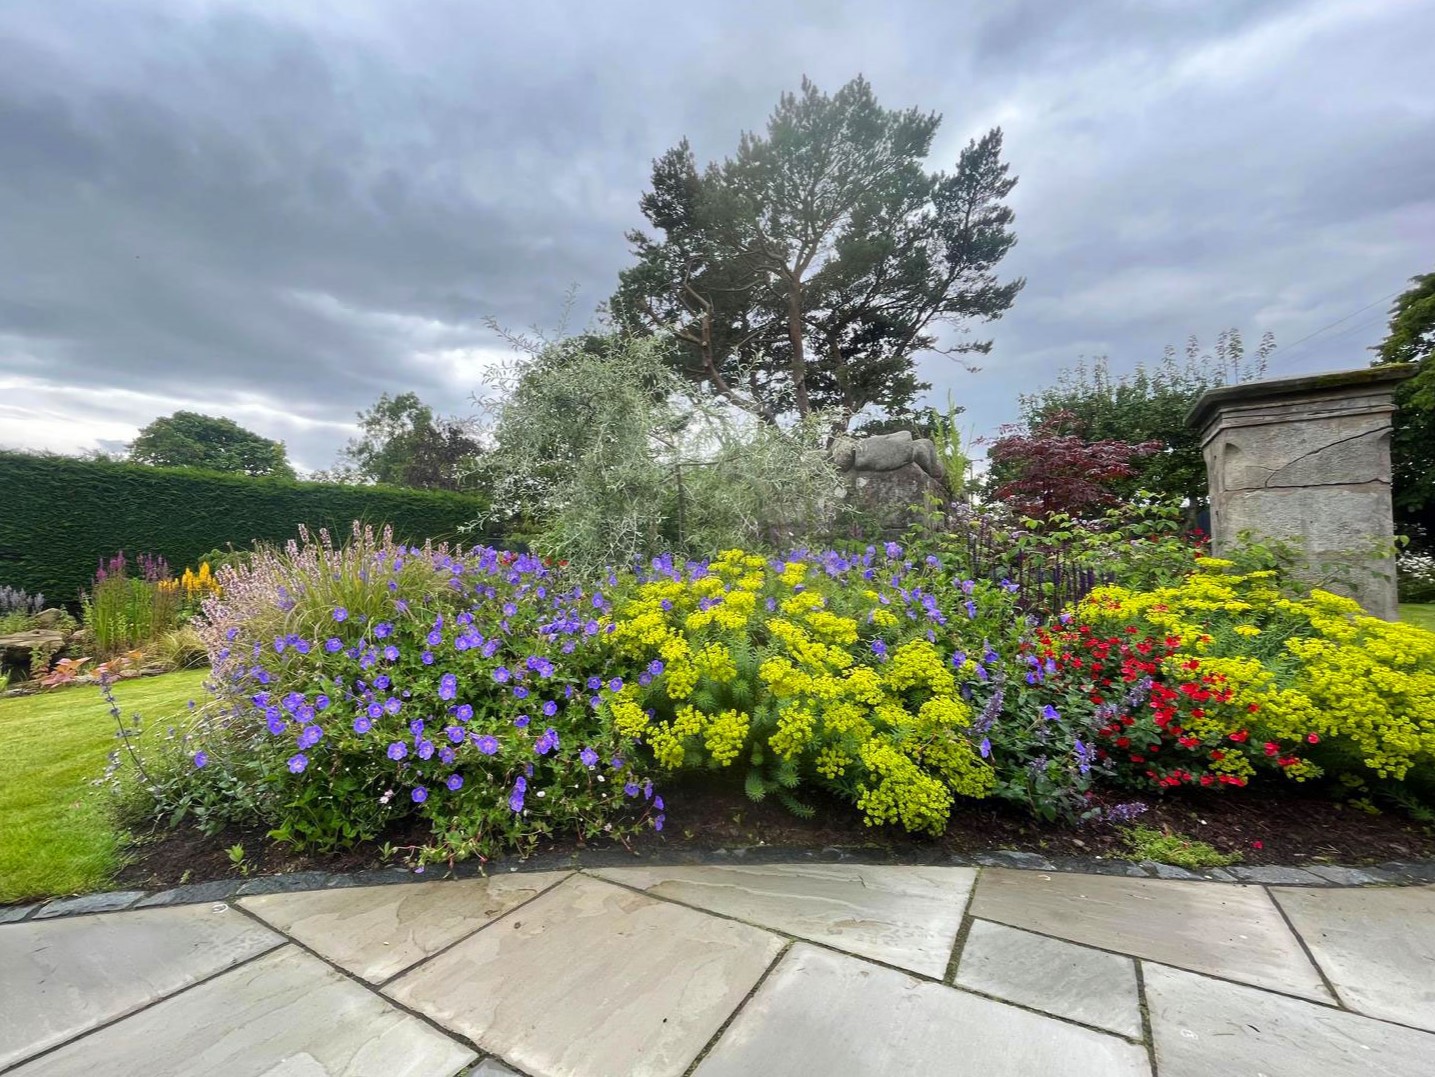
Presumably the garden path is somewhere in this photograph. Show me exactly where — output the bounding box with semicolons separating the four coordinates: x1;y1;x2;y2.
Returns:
2;863;1433;1076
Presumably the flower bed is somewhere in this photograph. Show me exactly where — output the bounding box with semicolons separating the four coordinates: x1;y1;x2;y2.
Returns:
135;525;1435;867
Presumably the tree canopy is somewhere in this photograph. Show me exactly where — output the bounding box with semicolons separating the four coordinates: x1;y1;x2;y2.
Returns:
128;411;295;478
1372;272;1435;550
327;392;485;492
1012;330;1273;515
610;75;1022;429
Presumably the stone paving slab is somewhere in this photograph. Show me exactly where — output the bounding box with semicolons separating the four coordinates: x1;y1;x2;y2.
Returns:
1143;961;1435;1077
0;903;283;1070
1271;883;1435;1032
693;943;1151;1076
955;919;1143;1038
241;871;570;983
385;872;785;1077
6;944;477;1077
971;867;1332;1001
592;862;974;976
468;1060;520;1076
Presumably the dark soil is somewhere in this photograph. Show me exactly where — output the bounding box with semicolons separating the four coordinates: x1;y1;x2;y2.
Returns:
113;777;1435;892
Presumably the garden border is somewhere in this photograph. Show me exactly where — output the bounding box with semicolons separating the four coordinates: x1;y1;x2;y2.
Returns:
6;845;1434;924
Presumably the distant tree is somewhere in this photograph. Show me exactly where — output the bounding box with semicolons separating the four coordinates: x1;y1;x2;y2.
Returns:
1012;330;1273;518
611;75;1023;429
327;392;484;492
1372;272;1435;550
128;411;295;478
987;412;1160;519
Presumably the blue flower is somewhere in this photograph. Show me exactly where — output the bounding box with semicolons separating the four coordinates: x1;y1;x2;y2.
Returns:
383;644;400;661
332;607;348;622
297;724;323;749
979;737;991;758
384;697;402;715
387;741;407;760
374;674;391;690
446;774;464;792
474;734;500;755
439;673;458;700
514;713;531;728
493;666;511;683
353;716;373;734
422;651;435;665
624;781;640;797
608;677;623;692
374;622;393;639
1042;704;1061;722
542;699;558;717
579;747;599;768
367;702;383;720
287;753;308;773
427;630;443;646
314;695;330;711
513;686;529;699
192;751;208;769
870;640;888;659
411;786;428;803
417;739;435;760
508;776;527;813
455;703;474;721
325;637;343;653
587;676;602;691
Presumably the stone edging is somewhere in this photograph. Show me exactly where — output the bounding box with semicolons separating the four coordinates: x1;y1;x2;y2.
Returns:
5;845;1435;925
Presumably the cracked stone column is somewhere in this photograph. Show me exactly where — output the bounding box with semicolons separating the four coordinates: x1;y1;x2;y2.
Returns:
1188;366;1416;620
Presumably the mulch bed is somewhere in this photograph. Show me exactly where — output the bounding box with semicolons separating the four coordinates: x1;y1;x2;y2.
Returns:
113;777;1435;892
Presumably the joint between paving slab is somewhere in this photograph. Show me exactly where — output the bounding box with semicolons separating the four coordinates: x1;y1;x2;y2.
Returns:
1262;884;1347;1011
227;901;497;1067
682;939;794;1077
368;870;575;990
1132;960;1159;1076
0;938;286;1077
942;865;982;984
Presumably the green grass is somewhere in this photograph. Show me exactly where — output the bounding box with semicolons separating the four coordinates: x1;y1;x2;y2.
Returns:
1400;604;1435;632
0;670;207;904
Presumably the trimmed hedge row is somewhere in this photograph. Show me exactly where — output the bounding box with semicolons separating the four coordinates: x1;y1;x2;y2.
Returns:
0;453;494;606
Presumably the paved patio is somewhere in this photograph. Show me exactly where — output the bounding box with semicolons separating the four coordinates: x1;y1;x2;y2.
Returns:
2;863;1433;1076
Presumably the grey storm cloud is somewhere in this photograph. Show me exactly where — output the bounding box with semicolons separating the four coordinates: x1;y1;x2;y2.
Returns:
0;0;1431;470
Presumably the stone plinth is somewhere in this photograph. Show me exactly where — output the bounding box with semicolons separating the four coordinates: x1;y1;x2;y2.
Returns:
1188;366;1416;620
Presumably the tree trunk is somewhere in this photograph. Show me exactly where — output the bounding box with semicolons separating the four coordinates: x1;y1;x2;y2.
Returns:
787;283;810;416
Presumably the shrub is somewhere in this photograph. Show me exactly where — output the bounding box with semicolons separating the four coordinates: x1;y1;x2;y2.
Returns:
0;451;489;606
146;525;663;862
598;546;1009;834
1399;553;1435;603
1054;559;1435;789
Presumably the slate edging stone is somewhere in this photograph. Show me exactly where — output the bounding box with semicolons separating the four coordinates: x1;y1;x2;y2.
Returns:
8;848;1435;923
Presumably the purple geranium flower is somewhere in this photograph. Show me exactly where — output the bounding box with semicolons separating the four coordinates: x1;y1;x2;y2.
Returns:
411;786;428;803
287;753;308;773
297;724;323;749
374;622;393;639
455;703;474;721
192;751;208;769
446;774;464;791
387;741;407;760
353;715;373;734
332;607;348;622
325;637;343;653
474;734;499;755
509;776;527;813
579;747;599;768
439;673;458;700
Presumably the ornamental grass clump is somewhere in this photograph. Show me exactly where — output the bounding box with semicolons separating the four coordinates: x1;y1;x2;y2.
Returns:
161;524;663;864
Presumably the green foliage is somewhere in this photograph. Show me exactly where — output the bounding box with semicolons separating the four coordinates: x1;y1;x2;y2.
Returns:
0;452;489;606
484;333;843;570
1014;332;1272;516
323;391;487;493
1121;826;1241;869
1372;273;1435;551
129;411;296;478
611;75;1022;426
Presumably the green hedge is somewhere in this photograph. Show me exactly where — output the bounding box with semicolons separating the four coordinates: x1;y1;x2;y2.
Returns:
0;453;495;606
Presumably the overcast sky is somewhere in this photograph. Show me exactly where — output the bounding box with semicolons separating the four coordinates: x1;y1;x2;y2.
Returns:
2;0;1431;472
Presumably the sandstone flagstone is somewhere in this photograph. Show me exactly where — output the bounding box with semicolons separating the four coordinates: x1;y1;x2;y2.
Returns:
693;943;1150;1077
241;871;569;983
5;945;476;1077
955;919;1143;1037
970;867;1331;1000
385;873;785;1077
1271;883;1435;1032
592;862;973;975
1144;961;1435;1077
0;903;282;1070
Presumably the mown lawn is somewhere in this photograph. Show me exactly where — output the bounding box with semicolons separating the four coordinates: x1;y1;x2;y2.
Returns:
0;670;207;904
1401;604;1435;632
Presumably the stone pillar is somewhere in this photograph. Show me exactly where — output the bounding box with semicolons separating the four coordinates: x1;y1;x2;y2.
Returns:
1188;366;1415;620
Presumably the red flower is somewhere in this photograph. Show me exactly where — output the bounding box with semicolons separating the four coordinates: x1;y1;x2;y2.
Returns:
1263;741;1279;756
1251;840;1264;850
1229;730;1249;743
1306;733;1320;744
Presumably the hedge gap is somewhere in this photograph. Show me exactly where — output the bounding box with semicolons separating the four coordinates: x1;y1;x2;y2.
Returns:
0;453;493;606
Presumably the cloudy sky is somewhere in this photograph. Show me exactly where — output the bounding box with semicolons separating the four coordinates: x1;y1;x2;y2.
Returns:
2;0;1431;472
